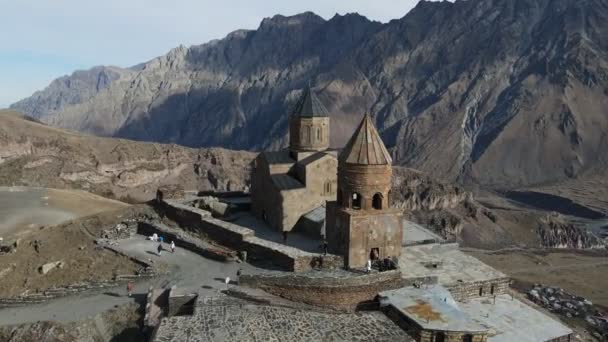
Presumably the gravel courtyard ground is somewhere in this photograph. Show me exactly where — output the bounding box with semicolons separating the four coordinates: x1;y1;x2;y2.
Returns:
0;235;261;326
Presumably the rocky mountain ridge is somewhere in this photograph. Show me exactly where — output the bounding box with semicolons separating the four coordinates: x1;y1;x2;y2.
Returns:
11;0;608;189
3;110;605;249
0;111;254;202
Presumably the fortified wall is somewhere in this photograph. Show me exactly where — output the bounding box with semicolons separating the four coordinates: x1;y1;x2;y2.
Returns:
156;199;343;272
445;277;511;302
239;270;404;310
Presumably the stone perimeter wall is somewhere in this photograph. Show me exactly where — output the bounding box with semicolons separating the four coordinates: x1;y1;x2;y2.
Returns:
445;277;511;302
158;200;343;272
138;221;235;262
239;270;404;310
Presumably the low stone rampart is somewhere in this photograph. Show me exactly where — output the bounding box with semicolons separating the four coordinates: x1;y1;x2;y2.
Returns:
138;222;236;262
445;277;511;302
239;270;404;310
401;276;438;287
158;200;343;272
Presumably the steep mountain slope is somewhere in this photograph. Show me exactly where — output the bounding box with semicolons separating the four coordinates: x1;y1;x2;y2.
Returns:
11;0;608;188
0;110;254;201
2;110;604;250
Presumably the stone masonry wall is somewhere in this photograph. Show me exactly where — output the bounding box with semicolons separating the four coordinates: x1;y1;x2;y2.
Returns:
168;287;197;317
158;199;252;247
138;222;236;262
158;199;343;272
279;188;321;233
240;270;404;310
547;335;574;342
383;305;488;342
445;277;511;302
418;330;487;342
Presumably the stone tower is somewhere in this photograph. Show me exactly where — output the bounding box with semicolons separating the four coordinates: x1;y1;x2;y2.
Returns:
326;113;403;268
289;85;330;158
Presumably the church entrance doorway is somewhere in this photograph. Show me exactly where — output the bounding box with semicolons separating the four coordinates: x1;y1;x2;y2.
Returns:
370;248;380;261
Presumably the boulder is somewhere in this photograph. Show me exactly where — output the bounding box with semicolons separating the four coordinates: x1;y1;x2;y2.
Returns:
39;261;65;275
209;201;229;217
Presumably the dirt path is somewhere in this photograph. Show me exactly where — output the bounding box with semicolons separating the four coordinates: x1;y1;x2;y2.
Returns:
0;235;262;326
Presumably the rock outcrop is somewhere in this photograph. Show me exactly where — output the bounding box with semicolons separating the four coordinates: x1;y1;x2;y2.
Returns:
0;112;255;202
537;213;606;249
391;168;474;241
11;0;608;188
391;168;471;211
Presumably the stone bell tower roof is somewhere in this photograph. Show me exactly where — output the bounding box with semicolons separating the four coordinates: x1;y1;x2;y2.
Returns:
292;85;329;118
339;113;392;165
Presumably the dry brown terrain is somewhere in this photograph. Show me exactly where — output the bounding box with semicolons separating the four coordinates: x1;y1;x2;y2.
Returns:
466;249;608;307
0;206;151;298
525;175;608;217
0;186;129;239
0;110;255;203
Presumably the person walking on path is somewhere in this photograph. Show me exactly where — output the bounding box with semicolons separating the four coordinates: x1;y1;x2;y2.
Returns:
323;239;328;256
127;282;134;297
225;277;231;291
159;236;164;244
171;241;175;253
236;269;242;285
157;243;163;256
366;259;372;274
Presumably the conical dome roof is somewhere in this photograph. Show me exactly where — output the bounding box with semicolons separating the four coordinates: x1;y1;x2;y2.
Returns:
339;113;392;165
292;85;329;118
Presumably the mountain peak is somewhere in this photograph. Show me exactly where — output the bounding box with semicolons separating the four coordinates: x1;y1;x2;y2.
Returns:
10;0;608;188
259;12;325;29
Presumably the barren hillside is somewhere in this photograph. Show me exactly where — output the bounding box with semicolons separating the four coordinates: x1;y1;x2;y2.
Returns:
0;110;255;202
11;0;608;188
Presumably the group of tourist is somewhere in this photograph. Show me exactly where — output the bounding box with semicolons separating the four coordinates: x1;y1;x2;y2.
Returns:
149;233;176;256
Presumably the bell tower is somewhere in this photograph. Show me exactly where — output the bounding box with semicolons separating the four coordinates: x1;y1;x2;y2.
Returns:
326;113;403;269
289;85;330;159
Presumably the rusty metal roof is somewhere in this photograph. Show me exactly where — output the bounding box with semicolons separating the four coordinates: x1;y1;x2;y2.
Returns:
339;113;392;165
291;85;329;118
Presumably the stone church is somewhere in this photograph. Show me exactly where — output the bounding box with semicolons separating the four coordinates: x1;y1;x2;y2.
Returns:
250;85;338;233
325;113;403;268
251;85;402;269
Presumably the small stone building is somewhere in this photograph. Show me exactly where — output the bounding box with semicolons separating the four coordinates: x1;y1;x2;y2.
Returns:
251;85;337;232
326;114;403;268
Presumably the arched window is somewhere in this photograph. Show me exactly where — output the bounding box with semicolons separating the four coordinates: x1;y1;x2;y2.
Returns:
463;334;473;342
435;332;446;342
352;193;362;210
317;128;321;141
306;126;312;143
372;193;383;210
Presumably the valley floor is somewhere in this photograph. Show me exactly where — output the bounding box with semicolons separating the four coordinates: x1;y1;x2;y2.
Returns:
465;249;608;307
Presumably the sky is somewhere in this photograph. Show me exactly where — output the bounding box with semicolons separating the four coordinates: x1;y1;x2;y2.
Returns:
0;0;423;108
